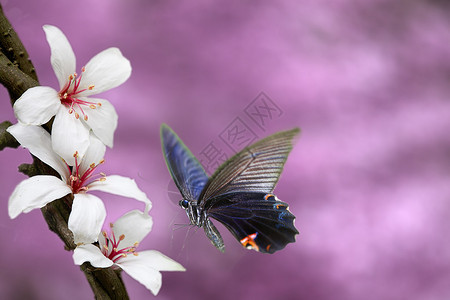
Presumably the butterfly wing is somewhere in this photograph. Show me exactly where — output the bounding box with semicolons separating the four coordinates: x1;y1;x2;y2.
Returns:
206;192;298;253
199;128;300;203
199;128;300;253
161;124;209;201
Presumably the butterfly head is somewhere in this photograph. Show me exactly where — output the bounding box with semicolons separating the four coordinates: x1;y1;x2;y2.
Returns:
179;199;190;209
179;199;203;227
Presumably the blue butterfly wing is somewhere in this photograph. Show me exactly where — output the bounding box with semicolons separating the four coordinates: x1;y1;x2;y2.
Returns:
161;124;209;201
206;192;298;253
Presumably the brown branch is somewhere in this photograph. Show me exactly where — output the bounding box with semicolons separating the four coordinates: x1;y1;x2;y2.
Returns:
82;264;130;300
0;4;129;299
0;4;37;82
0;49;38;101
0;120;19;150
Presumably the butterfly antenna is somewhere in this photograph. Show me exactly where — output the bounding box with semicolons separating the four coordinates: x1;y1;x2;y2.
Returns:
168;211;185;249
180;224;197;255
168;212;197;260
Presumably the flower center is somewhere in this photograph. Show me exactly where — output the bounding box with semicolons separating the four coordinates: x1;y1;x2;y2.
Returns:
67;151;106;194
58;67;101;121
101;223;139;263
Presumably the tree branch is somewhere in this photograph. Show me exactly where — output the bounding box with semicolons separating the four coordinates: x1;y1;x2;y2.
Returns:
0;4;37;82
0;120;19;150
0;49;38;101
0;4;129;299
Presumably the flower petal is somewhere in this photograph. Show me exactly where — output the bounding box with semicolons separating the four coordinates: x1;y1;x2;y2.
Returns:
68;193;106;245
112;210;153;248
7;123;70;181
73;244;113;268
8;175;71;219
125;250;186;272
43;25;76;90
79;133;106;176
80;98;118;148
117;250;185;295
78;48;131;96
52;105;90;166
117;258;162;295
13;86;61;125
88;175;150;205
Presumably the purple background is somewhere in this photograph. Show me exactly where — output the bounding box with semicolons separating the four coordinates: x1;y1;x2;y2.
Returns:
1;1;450;299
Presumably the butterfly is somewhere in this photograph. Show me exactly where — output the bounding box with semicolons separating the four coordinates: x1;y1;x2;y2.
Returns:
161;124;300;254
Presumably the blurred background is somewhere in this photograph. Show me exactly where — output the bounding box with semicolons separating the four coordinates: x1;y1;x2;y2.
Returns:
1;0;450;299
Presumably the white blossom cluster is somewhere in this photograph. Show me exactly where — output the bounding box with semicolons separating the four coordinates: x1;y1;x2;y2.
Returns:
8;25;184;296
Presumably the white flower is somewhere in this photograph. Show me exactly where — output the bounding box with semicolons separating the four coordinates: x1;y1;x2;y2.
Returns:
73;209;185;296
13;25;131;165
7;123;150;244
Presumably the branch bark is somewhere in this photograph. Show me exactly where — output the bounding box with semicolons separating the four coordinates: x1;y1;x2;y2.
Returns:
0;120;19;150
0;4;129;299
0;4;37;81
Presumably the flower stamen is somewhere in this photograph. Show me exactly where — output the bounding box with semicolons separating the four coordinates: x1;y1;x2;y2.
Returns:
101;226;140;263
58;67;100;121
64;151;106;194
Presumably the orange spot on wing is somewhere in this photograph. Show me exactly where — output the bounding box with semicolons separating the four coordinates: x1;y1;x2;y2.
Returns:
265;194;275;200
276;203;287;209
240;233;259;251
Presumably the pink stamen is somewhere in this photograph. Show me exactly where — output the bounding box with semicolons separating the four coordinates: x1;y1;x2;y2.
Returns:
101;224;139;263
64;152;106;194
58;67;98;121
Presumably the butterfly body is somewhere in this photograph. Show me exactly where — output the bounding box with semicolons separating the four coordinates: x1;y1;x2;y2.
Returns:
161;124;299;254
